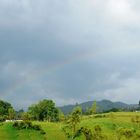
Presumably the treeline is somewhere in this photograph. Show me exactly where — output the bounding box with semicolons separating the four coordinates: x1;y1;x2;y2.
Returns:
0;100;15;121
1;99;140;139
1;98;139;123
0;99;63;122
0;99;98;122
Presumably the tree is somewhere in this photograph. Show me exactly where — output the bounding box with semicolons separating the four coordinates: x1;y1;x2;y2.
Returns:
8;108;15;120
58;109;65;121
89;101;97;115
28;99;59;121
28;104;40;120
16;109;24;119
85;107;90;115
138;100;140;110
21;112;31;121
63;106;82;139
0;100;13;117
68;106;82;138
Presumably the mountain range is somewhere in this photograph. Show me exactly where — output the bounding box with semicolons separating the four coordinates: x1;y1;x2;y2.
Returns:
59;99;138;114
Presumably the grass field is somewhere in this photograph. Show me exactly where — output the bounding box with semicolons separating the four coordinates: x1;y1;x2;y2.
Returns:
0;112;140;140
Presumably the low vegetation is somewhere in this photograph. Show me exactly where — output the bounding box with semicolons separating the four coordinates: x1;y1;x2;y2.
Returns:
0;99;140;139
13;121;46;135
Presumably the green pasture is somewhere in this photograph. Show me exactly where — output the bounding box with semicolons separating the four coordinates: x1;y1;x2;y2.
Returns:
0;112;140;140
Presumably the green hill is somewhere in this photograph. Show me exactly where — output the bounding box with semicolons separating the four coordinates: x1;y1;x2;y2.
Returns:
59;99;138;114
1;112;140;140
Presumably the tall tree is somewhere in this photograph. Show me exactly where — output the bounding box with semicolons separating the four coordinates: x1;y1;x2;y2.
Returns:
0;100;13;117
8;108;15;120
90;101;97;115
58;109;65;121
28;99;59;121
16;109;24;119
68;106;82;137
63;106;82;139
21;112;31;121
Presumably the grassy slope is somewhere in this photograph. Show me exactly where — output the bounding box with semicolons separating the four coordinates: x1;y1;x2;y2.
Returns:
79;112;140;140
0;112;140;140
34;122;67;140
0;123;46;140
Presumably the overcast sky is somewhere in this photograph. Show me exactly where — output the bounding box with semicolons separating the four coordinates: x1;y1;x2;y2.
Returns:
0;0;140;109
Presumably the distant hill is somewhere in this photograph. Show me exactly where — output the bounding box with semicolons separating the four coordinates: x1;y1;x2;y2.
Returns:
59;99;138;114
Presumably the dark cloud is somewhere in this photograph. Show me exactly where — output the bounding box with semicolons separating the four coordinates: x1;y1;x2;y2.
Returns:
0;0;140;109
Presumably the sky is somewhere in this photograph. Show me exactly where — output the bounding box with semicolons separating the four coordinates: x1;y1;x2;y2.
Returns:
0;0;140;109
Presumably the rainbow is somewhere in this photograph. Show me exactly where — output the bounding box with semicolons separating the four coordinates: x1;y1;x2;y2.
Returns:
2;49;95;97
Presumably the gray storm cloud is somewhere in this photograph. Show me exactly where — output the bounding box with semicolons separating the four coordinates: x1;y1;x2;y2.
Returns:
0;0;140;109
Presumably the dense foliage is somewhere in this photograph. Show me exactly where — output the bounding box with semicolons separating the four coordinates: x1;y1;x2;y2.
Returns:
63;106;82;139
0;100;13;116
13;121;46;135
28;99;59;121
0;100;14;121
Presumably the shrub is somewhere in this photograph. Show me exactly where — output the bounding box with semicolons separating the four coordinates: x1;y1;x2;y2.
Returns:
135;131;140;139
131;115;140;128
93;125;107;140
62;125;72;138
13;121;19;128
40;130;46;135
33;124;41;130
94;114;106;118
116;127;135;140
25;121;32;129
0;116;6;122
75;125;107;140
13;121;32;129
13;121;46;135
81;127;93;140
112;123;117;130
0;123;4;126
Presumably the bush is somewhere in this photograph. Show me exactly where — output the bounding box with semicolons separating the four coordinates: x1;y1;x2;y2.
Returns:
0;116;6;122
116;127;135;140
62;125;72;138
135;131;140;139
23;121;31;129
40;130;46;135
75;125;107;140
13;121;19;128
0;123;4;126
80;127;93;140
94;114;106;118
13;121;46;135
93;125;107;140
112;123;117;130
13;121;33;129
33;124;41;130
131;115;140;127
